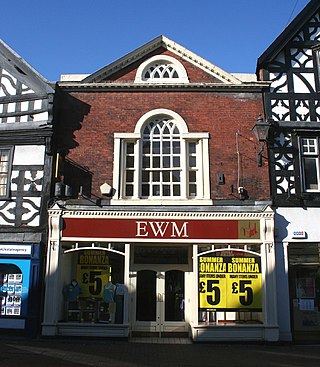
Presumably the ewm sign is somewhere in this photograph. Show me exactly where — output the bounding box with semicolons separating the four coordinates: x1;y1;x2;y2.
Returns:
62;218;260;242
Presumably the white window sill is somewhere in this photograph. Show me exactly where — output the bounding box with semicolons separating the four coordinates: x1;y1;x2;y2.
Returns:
110;199;213;206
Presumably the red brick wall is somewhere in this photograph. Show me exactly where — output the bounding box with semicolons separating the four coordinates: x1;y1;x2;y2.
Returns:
58;89;270;201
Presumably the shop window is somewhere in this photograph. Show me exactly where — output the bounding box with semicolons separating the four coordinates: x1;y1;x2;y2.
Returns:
0;264;25;318
197;247;263;325
289;243;320;339
134;55;189;84
300;137;320;192
113;109;210;203
0;147;13;198
61;247;126;325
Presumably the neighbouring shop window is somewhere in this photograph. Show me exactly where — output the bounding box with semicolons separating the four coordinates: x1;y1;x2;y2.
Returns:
197;247;263;325
289;243;320;336
0;261;30;319
61;248;126;324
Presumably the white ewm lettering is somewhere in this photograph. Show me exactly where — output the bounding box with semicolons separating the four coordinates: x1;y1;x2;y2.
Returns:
136;221;189;238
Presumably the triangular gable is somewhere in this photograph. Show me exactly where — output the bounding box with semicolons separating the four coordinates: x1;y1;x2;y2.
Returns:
257;0;320;69
83;35;241;85
0;39;54;124
0;39;53;95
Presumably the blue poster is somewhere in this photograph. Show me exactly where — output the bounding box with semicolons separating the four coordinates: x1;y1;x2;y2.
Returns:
0;259;31;317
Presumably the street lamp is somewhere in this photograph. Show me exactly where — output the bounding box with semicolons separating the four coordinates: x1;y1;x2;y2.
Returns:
251;114;271;166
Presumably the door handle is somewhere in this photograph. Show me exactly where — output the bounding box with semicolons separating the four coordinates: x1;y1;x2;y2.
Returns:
158;293;163;302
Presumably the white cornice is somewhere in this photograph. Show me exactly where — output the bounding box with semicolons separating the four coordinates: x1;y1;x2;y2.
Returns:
53;209;274;220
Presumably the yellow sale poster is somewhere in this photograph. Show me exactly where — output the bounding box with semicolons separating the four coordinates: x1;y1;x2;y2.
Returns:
199;255;262;310
77;250;111;298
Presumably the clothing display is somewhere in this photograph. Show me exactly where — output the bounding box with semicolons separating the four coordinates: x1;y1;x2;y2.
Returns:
63;279;82;302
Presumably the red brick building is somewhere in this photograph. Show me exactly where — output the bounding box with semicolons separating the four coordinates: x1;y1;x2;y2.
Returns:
42;36;278;341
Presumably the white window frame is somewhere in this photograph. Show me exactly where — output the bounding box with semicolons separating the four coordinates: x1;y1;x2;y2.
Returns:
300;137;320;192
112;109;211;205
134;55;189;84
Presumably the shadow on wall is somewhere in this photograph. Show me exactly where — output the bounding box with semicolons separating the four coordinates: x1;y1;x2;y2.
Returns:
54;90;91;156
274;212;289;243
63;158;93;198
53;90;92;198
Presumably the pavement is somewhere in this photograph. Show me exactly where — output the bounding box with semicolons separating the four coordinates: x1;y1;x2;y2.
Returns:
0;335;320;367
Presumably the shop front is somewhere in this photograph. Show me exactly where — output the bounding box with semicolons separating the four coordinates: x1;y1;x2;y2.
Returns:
0;242;42;336
275;208;320;343
42;204;278;341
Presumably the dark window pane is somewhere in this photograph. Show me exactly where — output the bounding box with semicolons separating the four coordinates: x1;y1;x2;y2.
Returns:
189;156;196;168
189;171;196;182
163;171;170;182
143;141;150;154
173;141;180;153
173;185;181;196
189;142;196;154
126;142;134;154
153;157;160;168
125;185;133;196
126;170;134;182
163;141;170;154
163;156;170;168
142;184;149;196
189;184;197;197
304;158;318;190
143;156;150;168
142;171;149;182
163;185;171;196
173;171;180;182
173;157;180;167
126;156;134;168
153;171;160;182
153;185;160;196
152;142;160;154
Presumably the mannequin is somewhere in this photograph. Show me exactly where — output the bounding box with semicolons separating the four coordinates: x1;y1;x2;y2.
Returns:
63;279;82;302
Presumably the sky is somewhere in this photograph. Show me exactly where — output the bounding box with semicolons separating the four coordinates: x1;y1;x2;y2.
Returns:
1;0;312;82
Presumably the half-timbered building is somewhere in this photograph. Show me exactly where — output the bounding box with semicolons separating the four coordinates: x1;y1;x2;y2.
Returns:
257;0;320;342
0;40;54;336
42;36;279;342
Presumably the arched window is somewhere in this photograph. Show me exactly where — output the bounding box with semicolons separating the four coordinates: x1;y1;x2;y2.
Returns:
113;109;210;204
135;56;189;84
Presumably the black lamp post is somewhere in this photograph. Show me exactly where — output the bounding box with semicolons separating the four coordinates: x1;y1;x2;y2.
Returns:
251;114;271;166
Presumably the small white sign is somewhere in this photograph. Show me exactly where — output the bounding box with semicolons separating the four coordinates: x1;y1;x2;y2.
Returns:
292;231;306;239
0;244;32;255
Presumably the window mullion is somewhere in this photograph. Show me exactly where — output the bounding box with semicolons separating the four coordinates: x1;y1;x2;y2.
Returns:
180;139;187;198
134;139;140;198
197;139;204;198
